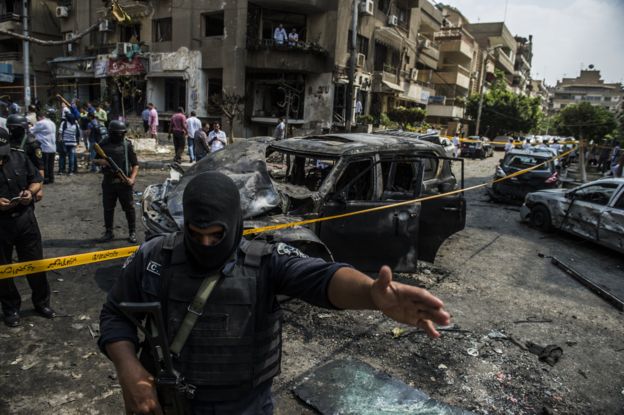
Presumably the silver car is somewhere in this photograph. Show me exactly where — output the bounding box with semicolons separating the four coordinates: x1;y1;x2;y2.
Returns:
520;178;624;253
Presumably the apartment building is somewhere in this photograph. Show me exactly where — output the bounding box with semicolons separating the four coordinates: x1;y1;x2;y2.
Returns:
551;68;623;114
0;0;62;106
528;79;550;114
513;35;532;95
464;22;517;89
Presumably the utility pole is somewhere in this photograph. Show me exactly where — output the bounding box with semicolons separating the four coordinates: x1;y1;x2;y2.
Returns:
475;45;502;136
345;0;359;132
22;0;31;107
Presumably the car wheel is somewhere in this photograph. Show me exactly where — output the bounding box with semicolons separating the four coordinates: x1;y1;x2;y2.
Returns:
530;205;553;232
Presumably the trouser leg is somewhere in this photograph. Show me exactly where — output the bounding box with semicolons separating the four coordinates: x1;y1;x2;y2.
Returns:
43;152;55;183
187;138;195;161
67;145;77;173
58;149;66;173
102;182;118;231
173;133;185;162
116;184;136;233
14;211;49;309
0;233;21;314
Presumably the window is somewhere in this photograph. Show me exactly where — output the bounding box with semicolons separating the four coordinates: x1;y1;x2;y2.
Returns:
204;12;224;37
266;152;336;192
153;18;172;42
347;32;370;57
381;161;416;200
573;183;619;206
119;23;141;43
614;193;624;210
336;160;374;200
378;0;390;13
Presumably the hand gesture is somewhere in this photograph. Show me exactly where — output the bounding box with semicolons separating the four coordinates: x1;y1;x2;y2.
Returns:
118;364;163;415
19;190;32;205
371;265;450;338
0;197;16;211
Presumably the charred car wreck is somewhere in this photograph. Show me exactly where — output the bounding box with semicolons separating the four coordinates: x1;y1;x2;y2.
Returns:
142;134;466;271
520;178;624;254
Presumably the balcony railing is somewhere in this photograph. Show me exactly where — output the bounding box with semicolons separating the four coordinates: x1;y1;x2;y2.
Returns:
246;38;328;56
0;51;21;61
0;13;21;23
383;63;397;74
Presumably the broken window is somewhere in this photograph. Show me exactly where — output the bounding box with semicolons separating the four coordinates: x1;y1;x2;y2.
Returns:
335;159;374;201
381;160;417;200
153;18;172;42
119;23;141;43
204;12;225;37
573;183;619;206
615;193;624;210
266;150;336;192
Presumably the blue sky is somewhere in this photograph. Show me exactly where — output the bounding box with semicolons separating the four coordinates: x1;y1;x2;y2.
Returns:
439;0;624;86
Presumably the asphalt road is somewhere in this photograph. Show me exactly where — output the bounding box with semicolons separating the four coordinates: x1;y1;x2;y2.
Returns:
0;154;622;414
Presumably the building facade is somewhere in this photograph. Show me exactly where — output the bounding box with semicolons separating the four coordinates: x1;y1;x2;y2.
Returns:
551;68;623;114
0;0;63;108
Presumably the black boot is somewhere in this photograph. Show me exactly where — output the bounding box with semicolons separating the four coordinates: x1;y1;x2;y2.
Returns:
98;229;114;243
128;232;137;244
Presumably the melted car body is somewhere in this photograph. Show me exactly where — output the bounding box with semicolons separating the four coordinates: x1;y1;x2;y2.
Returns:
142;134;466;271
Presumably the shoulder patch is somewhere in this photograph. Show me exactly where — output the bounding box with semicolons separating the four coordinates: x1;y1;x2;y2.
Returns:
276;243;308;258
35;148;43;159
146;260;162;276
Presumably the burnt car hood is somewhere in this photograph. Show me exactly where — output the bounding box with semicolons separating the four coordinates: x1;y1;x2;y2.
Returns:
165;138;284;229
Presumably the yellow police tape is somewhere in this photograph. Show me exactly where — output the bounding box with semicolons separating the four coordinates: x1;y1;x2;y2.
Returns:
0;149;574;280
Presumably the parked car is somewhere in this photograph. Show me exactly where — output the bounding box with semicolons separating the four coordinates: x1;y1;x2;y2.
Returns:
489;149;560;203
492;135;513;151
142;134;466;271
520;178;624;254
461;136;494;158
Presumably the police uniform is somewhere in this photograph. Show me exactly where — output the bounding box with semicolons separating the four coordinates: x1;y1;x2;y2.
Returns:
0;138;51;323
99;234;347;413
96;136;138;239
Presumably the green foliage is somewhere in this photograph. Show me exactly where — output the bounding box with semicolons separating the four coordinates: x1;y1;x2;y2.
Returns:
357;114;374;125
386;106;426;128
554;102;617;141
379;112;394;128
466;71;543;136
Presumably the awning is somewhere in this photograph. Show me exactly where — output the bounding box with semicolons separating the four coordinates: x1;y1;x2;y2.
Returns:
382;80;403;92
374;27;417;50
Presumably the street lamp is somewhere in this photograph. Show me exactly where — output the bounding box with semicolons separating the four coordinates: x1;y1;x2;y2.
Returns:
475;44;503;136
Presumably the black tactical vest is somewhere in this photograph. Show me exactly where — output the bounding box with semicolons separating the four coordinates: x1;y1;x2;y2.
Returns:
142;233;282;402
99;138;130;180
0;150;33;216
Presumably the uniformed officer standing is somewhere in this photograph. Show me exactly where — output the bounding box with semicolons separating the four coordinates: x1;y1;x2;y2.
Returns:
98;172;450;414
94;120;139;244
0;128;55;327
6;114;44;201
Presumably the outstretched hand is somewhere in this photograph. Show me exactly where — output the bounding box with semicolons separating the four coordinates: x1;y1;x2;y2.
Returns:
371;265;450;338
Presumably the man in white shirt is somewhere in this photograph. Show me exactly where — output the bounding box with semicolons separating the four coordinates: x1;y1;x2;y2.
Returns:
451;135;460;158
522;138;531;150
30;113;57;184
288;28;299;46
504;138;514;153
274;117;286;140
273;24;287;45
550;138;562;154
208;122;227;153
185;111;202;163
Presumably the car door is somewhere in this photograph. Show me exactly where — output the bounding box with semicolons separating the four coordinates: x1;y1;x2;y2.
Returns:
561;183;620;241
418;156;466;262
316;156;421;272
598;186;624;253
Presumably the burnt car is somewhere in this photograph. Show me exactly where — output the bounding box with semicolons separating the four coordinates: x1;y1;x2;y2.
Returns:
142;134;466;271
489;149;560;204
376;130;455;158
520;178;624;254
461;136;494;158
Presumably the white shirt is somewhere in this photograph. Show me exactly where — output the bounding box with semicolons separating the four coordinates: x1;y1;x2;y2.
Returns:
522;142;531;150
551;143;561;153
274;121;285;139
186;116;202;140
452;136;460;147
273;27;287;44
504;142;514;152
31;118;57;153
208;130;227;152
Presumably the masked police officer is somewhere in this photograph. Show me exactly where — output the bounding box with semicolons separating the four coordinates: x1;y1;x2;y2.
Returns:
94;120;139;244
6;114;44;200
0;127;55;327
98;172;450;414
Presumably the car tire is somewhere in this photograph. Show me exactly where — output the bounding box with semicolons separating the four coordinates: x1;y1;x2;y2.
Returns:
530;205;553;232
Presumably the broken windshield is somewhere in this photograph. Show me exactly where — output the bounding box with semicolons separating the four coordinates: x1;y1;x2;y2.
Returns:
504;155;551;172
266;149;338;193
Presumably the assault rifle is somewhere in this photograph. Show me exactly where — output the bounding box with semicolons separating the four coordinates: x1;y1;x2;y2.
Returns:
117;302;195;415
93;143;131;185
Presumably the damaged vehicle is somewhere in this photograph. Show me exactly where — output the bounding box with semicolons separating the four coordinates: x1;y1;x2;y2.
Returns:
461;136;494;159
489;149;560;204
520;178;624;254
142;134;466;271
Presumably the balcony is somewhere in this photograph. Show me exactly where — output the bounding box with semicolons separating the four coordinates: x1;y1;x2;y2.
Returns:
432;65;471;90
246;39;331;73
0;13;21;36
494;48;514;74
249;0;335;12
434;28;475;62
426;103;465;119
417;42;439;70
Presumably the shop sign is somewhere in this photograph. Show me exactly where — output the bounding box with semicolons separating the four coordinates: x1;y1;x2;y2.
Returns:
107;57;146;77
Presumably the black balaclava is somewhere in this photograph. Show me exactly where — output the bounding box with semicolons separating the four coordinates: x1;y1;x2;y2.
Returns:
182;171;243;271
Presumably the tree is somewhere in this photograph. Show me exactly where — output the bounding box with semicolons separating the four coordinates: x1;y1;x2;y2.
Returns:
387;106;426;129
466;71;543;136
554;102;617;141
210;90;245;143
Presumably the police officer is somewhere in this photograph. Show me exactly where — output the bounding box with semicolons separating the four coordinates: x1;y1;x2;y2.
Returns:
6;113;45;180
98;172;450;414
94;120;139;244
0;127;55;327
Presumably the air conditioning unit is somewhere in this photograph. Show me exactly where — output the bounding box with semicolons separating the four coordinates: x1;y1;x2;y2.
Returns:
420;38;431;48
410;68;419;81
356;53;366;68
55;6;69;18
117;42;134;56
388;15;398;26
99;20;112;32
359;0;374;16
